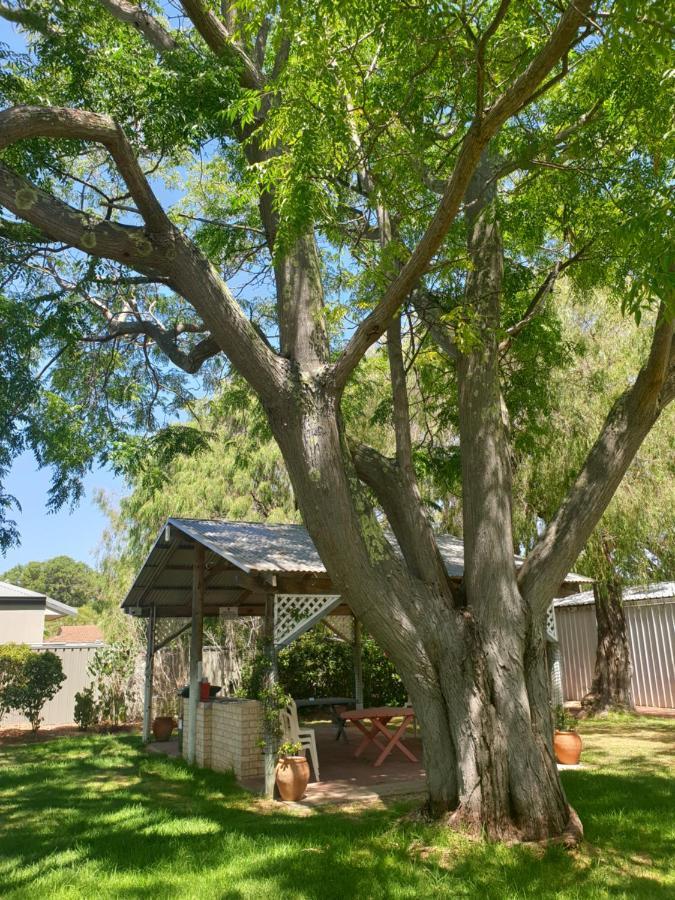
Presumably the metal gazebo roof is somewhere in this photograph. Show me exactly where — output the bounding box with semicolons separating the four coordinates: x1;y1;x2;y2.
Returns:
121;518;593;619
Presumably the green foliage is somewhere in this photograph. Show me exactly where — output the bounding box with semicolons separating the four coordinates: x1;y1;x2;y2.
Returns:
276;740;302;760
3;650;65;733
87;645;133;727
1;555;104;609
513;294;675;585
0;642;31;724
73;686;98;731
240;622;406;708
553;705;577;733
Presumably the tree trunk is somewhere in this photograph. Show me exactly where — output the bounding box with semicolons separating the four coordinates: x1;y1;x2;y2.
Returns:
583;581;633;713
264;374;580;841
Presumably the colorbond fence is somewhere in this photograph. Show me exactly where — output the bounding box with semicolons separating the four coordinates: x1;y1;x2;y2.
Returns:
556;598;675;709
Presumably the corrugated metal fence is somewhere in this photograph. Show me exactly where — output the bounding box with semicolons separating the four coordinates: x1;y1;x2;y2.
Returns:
2;643;102;728
557;599;675;709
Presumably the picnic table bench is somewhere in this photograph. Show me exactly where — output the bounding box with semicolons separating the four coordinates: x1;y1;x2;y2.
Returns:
339;706;417;767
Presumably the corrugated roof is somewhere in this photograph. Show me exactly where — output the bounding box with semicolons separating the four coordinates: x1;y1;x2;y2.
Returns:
0;580;46;600
169;518;592;582
0;581;77;617
122;518;592;616
554;581;675;608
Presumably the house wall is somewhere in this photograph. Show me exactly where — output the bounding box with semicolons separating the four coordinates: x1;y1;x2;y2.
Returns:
1;643;102;728
182;698;264;779
0;606;46;644
556;598;675;709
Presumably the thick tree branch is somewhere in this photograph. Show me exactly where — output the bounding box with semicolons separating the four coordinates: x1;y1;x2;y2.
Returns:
499;245;590;351
330;0;593;391
349;440;450;589
0;2;60;38
84;318;221;374
475;0;512;119
519;306;675;615
0;106;171;233
0;162;171;272
99;0;177;52
180;0;263;89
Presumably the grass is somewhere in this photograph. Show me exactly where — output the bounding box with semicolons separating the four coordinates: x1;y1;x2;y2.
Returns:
0;717;673;899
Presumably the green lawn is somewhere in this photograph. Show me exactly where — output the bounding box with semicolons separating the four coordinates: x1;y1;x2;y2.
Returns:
0;718;673;899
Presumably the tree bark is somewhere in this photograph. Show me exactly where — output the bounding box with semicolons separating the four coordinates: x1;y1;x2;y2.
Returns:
583;580;634;713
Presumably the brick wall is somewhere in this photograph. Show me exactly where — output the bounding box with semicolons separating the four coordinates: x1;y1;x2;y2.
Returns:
182;698;264;779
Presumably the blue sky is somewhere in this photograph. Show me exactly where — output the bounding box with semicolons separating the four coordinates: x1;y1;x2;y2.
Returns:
0;15;125;571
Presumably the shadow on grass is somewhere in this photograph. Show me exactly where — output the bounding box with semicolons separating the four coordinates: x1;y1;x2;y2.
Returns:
0;732;673;898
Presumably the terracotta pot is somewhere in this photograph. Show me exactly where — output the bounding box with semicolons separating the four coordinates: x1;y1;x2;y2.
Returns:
152;716;177;742
275;756;310;801
199;681;211;701
554;729;582;765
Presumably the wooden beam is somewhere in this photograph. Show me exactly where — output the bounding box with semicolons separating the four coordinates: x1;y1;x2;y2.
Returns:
186;544;205;766
262;592;278;800
142;605;156;742
353;616;364;709
153;620;191;653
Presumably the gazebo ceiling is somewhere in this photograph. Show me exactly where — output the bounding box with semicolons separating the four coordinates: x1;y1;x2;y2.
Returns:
121;518;593;619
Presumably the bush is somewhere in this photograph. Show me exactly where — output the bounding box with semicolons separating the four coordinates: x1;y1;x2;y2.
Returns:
74;687;98;730
0;643;32;725
88;645;134;726
241;623;407;707
6;650;65;733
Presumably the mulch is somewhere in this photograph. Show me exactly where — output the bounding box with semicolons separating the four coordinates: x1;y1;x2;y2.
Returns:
0;723;140;745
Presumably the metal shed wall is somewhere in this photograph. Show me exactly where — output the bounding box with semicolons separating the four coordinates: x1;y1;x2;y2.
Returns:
556;599;675;709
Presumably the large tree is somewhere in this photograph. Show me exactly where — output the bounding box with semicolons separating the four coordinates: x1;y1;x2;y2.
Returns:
1;554;103;608
0;2;672;841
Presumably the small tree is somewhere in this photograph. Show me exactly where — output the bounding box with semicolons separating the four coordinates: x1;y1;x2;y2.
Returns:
8;651;65;733
88;646;134;727
0;643;31;726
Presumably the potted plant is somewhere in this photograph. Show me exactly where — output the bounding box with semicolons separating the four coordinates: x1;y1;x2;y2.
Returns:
553;705;582;765
275;741;309;801
152;698;177;742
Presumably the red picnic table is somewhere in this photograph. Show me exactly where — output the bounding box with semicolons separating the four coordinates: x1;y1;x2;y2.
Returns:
339;706;417;767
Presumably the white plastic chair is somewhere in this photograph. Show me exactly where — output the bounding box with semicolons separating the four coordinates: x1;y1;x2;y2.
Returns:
282;699;320;782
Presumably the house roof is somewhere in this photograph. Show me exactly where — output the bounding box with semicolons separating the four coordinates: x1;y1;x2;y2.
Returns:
122;518;593;618
554;581;675;608
0;580;78;618
44;624;104;644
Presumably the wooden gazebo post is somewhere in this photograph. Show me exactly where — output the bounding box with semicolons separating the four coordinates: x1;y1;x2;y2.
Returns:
142;604;156;743
186;543;205;765
353;616;364;709
262;591;278;799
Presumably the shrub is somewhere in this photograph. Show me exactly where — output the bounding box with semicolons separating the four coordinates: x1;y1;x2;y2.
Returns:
88;645;134;726
0;643;31;725
74;686;98;730
241;623;407;707
8;651;65;733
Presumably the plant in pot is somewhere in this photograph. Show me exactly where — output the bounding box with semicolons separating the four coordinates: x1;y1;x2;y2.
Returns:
152;697;178;742
275;741;309;801
553;705;582;765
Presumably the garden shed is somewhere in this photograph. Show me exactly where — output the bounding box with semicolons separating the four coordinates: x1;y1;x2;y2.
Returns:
122;517;593;795
553;583;675;711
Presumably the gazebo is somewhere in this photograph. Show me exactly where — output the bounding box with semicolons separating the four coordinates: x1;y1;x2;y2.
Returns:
121;518;592;796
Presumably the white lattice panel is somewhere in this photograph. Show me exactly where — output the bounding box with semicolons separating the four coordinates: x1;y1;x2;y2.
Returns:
546;604;557;641
324;615;354;643
274;594;341;649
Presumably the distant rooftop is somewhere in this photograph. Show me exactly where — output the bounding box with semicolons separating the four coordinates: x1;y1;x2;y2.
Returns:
554;582;675;608
45;624;104;644
0;580;78;618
